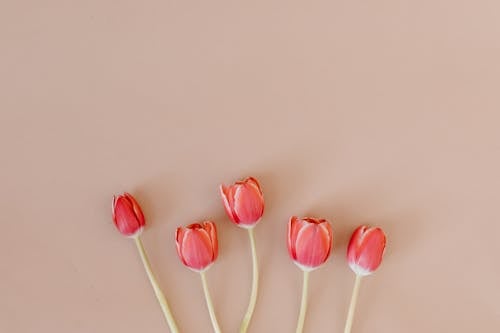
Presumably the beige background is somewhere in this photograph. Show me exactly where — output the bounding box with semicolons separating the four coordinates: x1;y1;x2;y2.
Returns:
1;1;499;332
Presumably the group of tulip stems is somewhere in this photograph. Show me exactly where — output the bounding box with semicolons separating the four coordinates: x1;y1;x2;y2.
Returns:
132;228;256;333
112;177;386;333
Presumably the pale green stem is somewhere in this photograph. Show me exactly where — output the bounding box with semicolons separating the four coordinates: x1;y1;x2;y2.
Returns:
200;271;222;333
134;236;179;333
239;227;259;333
344;274;362;333
296;270;310;333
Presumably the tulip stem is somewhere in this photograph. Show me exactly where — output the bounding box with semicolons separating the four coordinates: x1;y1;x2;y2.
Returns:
200;271;222;333
134;236;179;333
296;270;310;333
344;274;362;333
239;227;259;333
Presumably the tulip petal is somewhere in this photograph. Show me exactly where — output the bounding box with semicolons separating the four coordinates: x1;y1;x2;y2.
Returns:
318;221;333;259
347;226;366;266
180;227;214;271
113;196;141;236
287;216;304;260
124;192;145;226
175;227;188;266
203;221;218;260
245;177;263;194
220;185;239;223
233;183;264;225
356;228;386;273
294;222;331;268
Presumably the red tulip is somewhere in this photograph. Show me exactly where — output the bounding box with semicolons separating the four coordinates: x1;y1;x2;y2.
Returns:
176;221;218;272
112;193;145;237
219;177;264;228
347;226;386;276
287;216;333;271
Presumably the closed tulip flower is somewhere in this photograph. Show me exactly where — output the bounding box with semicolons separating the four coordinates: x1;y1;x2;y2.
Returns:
220;177;264;228
175;221;218;272
287;216;333;271
219;176;264;332
176;221;221;333
112;193;145;237
344;226;387;333
287;216;333;333
347;226;386;276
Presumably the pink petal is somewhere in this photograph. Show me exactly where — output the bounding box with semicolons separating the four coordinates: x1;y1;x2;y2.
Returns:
113;196;141;236
233;183;264;225
220;185;239;223
287;216;304;260
294;222;331;269
356;227;386;273
245;177;263;194
318;221;333;259
179;228;214;271
203;221;218;261
124;193;145;227
347;225;367;265
175;227;188;266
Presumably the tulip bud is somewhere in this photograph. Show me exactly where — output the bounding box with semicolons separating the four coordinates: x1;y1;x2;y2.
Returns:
112;193;145;237
176;221;218;272
287;216;333;271
347;226;386;276
219;177;264;228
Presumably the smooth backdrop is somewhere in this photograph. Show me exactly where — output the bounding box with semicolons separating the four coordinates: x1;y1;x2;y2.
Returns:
1;1;499;332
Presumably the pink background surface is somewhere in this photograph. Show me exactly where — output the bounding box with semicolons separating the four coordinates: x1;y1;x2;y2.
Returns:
1;1;500;332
